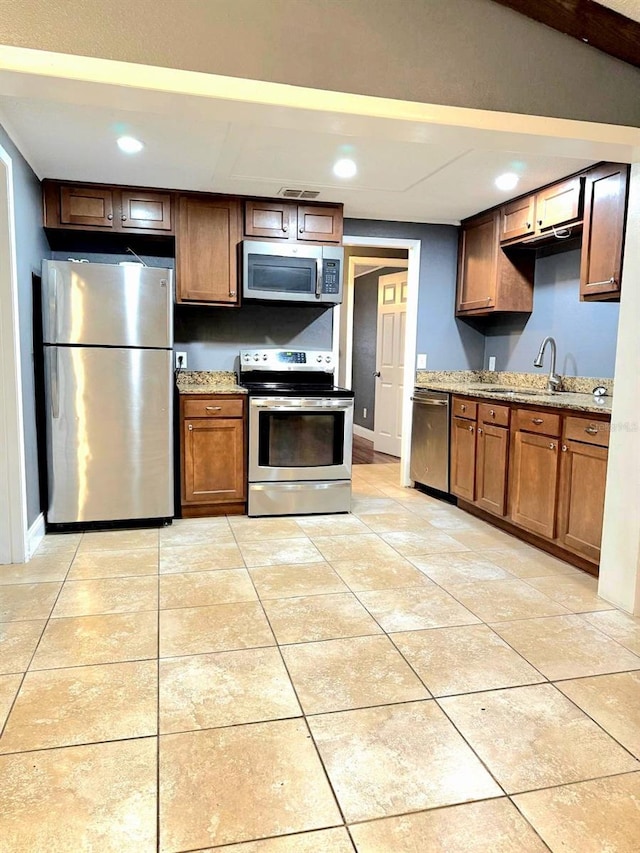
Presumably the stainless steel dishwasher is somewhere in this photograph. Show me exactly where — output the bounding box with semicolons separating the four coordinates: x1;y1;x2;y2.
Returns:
410;389;450;492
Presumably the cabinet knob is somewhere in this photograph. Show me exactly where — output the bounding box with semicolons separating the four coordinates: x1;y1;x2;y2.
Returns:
283;225;288;232
299;227;304;234
461;404;466;411
121;215;127;221
469;425;474;433
561;444;568;452
526;222;531;229
229;291;236;298
478;427;483;435
538;219;543;226
532;418;544;425
549;442;556;450
107;213;113;220
188;424;193;431
490;409;495;416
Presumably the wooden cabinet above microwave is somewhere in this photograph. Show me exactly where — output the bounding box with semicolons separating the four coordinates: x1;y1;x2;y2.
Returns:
244;199;343;244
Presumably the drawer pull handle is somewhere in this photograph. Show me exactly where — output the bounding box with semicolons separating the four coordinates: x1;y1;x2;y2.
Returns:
205;406;222;412
532;418;544;425
549;443;556;450
584;426;599;435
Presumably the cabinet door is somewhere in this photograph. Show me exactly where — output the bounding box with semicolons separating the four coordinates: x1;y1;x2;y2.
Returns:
297;205;342;242
500;195;536;242
510;431;559;539
557;440;608;562
451;416;477;501
120;190;173;232
183;418;246;504
535;176;584;231
456;211;498;313
580;163;629;301
176;195;242;304
475;424;509;516
59;185;115;228
245;200;296;239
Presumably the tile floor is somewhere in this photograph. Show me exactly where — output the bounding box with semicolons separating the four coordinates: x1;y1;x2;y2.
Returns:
0;461;639;851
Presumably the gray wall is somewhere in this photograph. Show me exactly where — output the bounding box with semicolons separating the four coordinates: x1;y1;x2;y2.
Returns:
352;267;406;430
482;249;620;378
345;219;485;372
3;0;640;125
0;122;50;526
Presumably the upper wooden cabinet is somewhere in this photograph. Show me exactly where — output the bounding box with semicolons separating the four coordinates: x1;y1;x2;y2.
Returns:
44;180;174;236
580;162;629;302
500;195;536;242
176;194;242;305
456;210;534;316
535;175;584;232
243;199;343;243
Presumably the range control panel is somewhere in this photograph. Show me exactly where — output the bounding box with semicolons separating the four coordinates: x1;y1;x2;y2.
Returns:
240;348;334;371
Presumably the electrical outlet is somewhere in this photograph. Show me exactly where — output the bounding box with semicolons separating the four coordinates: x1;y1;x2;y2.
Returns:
488;356;496;371
417;353;427;369
363;407;368;419
175;351;187;370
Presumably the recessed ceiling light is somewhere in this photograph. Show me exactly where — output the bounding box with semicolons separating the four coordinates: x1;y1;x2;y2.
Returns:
117;136;144;154
495;172;519;191
333;158;357;179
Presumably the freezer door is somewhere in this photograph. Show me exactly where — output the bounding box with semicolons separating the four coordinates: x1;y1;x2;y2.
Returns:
44;346;174;523
42;260;173;348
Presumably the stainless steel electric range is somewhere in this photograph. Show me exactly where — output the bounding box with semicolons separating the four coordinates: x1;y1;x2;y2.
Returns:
239;348;355;517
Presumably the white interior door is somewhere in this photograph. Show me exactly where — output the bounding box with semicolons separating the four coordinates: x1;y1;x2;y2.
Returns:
374;271;407;456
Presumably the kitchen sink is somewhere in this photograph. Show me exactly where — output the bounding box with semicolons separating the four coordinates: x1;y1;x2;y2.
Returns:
469;386;550;396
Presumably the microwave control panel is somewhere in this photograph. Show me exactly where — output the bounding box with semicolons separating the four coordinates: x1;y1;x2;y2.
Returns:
322;259;341;294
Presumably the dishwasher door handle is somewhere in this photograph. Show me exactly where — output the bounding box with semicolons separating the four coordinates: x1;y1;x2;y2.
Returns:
411;397;448;406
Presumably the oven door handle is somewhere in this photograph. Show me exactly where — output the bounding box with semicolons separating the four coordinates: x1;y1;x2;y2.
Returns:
252;400;353;410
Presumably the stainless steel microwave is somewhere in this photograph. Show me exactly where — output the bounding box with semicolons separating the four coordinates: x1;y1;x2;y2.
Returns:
242;240;344;304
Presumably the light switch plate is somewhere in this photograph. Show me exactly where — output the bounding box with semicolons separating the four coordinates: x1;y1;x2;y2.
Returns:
417;353;427;369
488;356;496;371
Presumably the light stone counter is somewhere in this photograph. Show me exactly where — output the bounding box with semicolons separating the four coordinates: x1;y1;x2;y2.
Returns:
176;370;246;395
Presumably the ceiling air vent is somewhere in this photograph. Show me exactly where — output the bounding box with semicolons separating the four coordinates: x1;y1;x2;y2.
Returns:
279;188;321;200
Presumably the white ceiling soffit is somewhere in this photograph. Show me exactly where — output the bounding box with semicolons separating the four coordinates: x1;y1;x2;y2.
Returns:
0;50;637;223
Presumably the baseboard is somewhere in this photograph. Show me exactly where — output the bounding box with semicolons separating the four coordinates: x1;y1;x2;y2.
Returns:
26;512;45;559
353;425;375;441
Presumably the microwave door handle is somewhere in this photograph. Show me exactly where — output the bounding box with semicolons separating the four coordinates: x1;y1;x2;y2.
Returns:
315;258;323;299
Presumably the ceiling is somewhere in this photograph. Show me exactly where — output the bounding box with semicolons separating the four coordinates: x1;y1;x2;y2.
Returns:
0;63;635;225
598;0;640;22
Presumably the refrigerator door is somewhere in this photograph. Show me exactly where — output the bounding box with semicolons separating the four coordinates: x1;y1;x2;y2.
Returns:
42;260;173;348
44;346;173;523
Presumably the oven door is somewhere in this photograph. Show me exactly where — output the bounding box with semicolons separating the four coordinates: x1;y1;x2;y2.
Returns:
249;397;353;482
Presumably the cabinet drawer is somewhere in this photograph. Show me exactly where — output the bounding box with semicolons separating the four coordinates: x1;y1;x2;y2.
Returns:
564;416;610;447
515;409;560;437
182;398;244;419
452;397;477;420
478;402;510;427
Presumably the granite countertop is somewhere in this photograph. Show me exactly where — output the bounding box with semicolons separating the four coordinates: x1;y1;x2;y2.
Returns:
176;370;246;395
414;371;613;415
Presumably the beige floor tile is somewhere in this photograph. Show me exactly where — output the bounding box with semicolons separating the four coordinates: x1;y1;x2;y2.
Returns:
351;498;409;515
77;528;159;552
0;555;71;585
33;533;82;556
160;542;245;573
514;772;640;853
409;552;513;587
446;578;570;622
0;582;61;622
160;517;234;546
393;624;544;696
240;537;324;567
312;533;400;563
230;517;309;542
0;660;157;753
480;547;578;578
418;510;487;533
309;700;501;822
263;592;382;644
556;671;640;759
492;614;640;680
202;828;354;852
439;683;639;793
350;797;549;852
377;485;425;502
351;483;387;497
160;602;275;657
0;673;21;730
52;575;158;618
67;548;158;580
358;512;435;534
380;530;470;556
160;647;300;733
0;738;156;852
0;620;45;674
295;514;371;537
159;569;256;609
357;586;480;632
282;635;429;714
525;574;615;613
331;555;434;592
249;563;348;599
31;611;158;670
583;609;640;655
449;528;527;551
159;719;341;852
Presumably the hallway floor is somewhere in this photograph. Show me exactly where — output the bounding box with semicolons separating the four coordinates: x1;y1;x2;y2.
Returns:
1;462;639;851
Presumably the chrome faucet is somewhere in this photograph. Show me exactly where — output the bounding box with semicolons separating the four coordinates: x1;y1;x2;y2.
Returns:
534;336;562;392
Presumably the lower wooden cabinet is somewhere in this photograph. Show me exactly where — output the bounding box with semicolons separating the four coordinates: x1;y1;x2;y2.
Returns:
450;414;477;501
180;394;246;516
509;430;560;539
475;422;509;516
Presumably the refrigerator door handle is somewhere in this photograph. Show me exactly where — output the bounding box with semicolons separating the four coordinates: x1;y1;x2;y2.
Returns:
51;348;60;419
49;267;58;341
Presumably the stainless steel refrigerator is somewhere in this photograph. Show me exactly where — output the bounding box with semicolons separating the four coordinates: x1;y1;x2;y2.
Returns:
41;260;174;525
